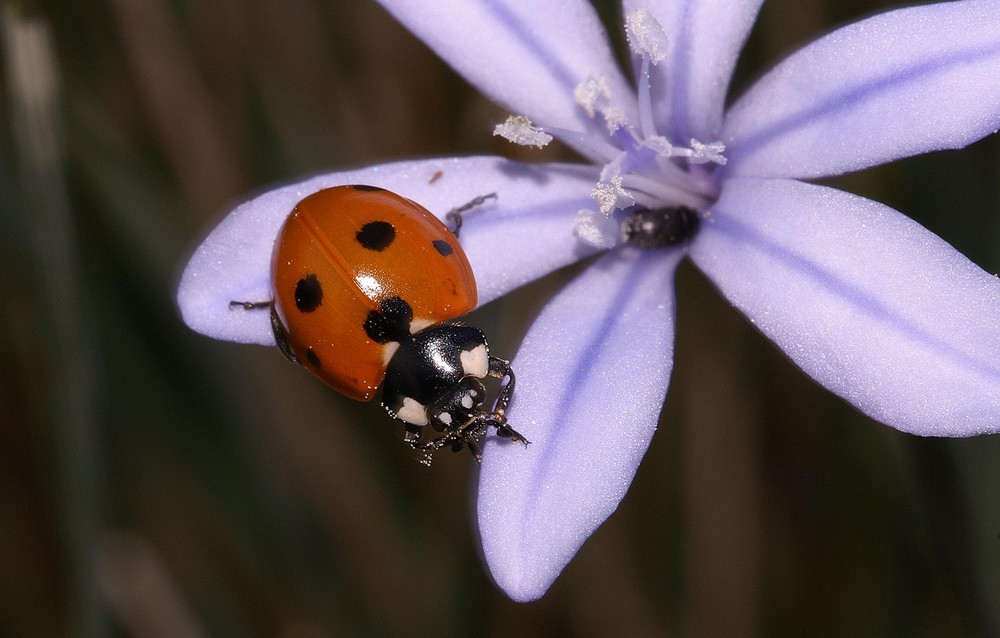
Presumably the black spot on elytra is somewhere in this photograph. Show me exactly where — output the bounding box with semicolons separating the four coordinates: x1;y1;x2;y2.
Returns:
357;221;396;251
306;348;322;368
364;296;413;344
432;239;453;256
352;184;384;192
295;274;323;312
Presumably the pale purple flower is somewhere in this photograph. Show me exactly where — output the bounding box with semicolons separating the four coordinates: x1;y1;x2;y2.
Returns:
178;0;1000;601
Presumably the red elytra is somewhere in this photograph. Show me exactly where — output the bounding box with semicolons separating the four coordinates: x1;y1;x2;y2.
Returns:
269;185;478;401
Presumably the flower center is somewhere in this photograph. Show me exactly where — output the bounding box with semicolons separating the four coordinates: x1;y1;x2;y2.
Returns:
493;9;726;250
621;205;700;249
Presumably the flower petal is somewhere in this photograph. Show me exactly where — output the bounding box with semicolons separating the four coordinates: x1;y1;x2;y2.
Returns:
375;0;636;145
177;156;598;345
477;247;682;601
690;177;1000;436
624;0;763;141
724;0;1000;179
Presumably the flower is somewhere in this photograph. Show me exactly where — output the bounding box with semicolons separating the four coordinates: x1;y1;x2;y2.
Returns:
178;0;1000;602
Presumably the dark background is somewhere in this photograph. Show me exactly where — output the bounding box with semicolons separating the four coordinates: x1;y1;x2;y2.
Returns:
3;0;1000;635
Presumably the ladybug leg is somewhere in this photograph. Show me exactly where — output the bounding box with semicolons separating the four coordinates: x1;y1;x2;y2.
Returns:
403;422;460;465
414;419;491;465
403;423;422;446
442;424;487;463
269;307;297;364
406;429;461;467
402;425;434;465
486;357;530;446
445;192;497;239
228;300;297;363
486;356;516;420
228;300;272;310
410;416;515;465
489;416;529;446
463;437;483;463
457;417;490;462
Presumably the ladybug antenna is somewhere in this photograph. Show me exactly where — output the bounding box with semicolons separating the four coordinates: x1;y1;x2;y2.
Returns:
445;192;497;238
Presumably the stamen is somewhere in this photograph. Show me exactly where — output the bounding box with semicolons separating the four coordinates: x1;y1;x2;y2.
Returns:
618;173;707;210
493;115;553;148
574;75;612;119
635;58;657;141
641;136;674;157
602;107;628;134
686;139;728;165
598;152;626;184
625;10;668;64
592;176;634;215
652;151;696;185
543;124;623;163
493;114;621;163
573;209;620;249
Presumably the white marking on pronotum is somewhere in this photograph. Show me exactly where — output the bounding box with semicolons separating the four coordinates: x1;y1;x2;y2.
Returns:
460;344;489;379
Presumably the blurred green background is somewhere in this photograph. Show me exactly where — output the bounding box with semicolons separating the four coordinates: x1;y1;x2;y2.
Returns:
3;0;1000;635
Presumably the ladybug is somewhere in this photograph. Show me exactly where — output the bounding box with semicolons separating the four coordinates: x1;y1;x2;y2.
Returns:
231;185;527;464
